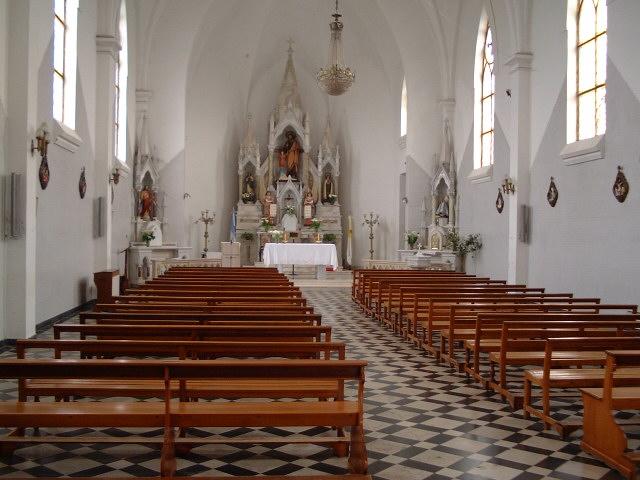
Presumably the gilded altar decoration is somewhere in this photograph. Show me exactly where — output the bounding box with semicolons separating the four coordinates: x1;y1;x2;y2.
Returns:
547;177;558;207
496;189;505;213
78;167;87;199
613;166;629;203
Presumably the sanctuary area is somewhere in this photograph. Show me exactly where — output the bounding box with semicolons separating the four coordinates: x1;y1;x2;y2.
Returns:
1;1;640;480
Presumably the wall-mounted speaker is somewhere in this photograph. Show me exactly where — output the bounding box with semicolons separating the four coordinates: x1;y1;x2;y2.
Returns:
94;196;105;238
3;173;25;239
519;204;532;244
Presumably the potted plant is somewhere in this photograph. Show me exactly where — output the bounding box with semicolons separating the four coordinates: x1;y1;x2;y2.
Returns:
327;193;338;205
260;217;273;232
141;231;155;247
443;230;483;273
310;218;322;242
270;229;284;243
322;233;336;243
405;230;419;250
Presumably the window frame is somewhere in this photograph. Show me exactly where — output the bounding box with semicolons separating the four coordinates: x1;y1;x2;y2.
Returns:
114;0;128;165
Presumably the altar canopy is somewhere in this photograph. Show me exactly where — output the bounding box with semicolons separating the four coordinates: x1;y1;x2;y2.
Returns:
263;243;338;270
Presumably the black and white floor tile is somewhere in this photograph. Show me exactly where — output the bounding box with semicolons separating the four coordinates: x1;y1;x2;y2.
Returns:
0;287;629;479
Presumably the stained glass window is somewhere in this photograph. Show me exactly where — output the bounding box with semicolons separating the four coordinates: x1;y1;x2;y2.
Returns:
479;26;495;167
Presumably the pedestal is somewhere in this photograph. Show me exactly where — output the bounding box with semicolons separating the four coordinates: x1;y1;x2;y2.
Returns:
128;244;192;285
94;270;119;304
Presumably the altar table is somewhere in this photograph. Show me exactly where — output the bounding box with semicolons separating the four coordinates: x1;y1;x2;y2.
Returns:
263;243;339;274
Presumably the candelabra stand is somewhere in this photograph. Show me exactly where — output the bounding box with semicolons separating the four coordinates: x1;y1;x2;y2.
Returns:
195;210;216;257
362;212;379;260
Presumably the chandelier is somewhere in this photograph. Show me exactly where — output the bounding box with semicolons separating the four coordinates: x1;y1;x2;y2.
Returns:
316;0;355;96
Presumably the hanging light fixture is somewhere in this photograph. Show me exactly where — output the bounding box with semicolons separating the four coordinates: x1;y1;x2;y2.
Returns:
316;0;355;96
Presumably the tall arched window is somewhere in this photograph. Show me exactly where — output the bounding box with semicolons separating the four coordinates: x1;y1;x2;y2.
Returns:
53;0;79;130
115;0;128;163
576;0;606;140
400;77;407;137
474;21;495;169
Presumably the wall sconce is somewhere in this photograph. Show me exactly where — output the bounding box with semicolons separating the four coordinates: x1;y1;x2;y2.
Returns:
109;167;120;185
501;177;516;195
31;122;50;158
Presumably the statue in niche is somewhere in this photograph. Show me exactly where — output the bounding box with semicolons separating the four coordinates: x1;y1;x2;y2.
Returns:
435;196;449;219
138;185;157;220
278;131;301;180
263;190;276;223
303;190;315;225
322;173;334;203
243;172;256;202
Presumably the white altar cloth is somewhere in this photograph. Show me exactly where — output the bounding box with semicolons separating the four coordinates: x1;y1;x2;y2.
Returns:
263;243;338;270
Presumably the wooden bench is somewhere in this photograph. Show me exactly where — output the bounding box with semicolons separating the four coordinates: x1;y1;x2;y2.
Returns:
16;339;346;401
80;311;322;326
0;359;368;477
95;303;316;314
488;319;640;409
54;324;332;342
522;337;640;436
581;350;640;479
113;295;308;306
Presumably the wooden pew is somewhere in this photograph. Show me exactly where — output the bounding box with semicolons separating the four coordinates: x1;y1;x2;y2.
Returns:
523;337;640;436
124;289;303;299
0;359;369;476
80;311;322;326
54;324;332;342
16;339;346;401
464;313;640;385
488;319;640;409
439;302;634;368
581;350;640;480
95;303;315;314
113;294;308;306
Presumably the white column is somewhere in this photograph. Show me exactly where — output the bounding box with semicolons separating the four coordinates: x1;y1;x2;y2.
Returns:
505;53;533;284
94;34;119;270
4;0;47;338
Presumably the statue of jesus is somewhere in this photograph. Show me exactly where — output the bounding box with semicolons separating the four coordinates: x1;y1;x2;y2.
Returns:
281;131;300;180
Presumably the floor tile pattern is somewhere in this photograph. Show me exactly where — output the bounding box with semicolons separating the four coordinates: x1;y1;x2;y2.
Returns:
0;287;629;479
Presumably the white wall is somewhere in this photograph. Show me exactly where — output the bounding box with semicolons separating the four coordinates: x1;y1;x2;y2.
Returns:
0;0;9;339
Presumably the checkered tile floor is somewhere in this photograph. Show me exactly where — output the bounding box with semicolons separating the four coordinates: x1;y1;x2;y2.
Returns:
0;287;630;479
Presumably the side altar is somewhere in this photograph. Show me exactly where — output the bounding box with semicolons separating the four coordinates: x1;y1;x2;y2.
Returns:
236;43;343;266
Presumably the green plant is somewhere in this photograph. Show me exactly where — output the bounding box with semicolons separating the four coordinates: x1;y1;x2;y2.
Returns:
310;218;322;232
405;230;419;247
270;229;284;242
443;230;483;257
283;205;296;216
240;232;254;241
260;217;273;232
322;233;336;243
141;231;155;245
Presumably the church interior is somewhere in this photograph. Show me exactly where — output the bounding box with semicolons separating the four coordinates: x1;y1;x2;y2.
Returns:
1;0;640;479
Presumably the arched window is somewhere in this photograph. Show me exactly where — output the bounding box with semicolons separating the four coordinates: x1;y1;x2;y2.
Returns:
53;0;79;130
115;0;128;163
474;22;495;169
574;0;607;141
400;77;407;137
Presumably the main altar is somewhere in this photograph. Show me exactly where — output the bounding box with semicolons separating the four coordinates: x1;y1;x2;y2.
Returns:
235;43;343;266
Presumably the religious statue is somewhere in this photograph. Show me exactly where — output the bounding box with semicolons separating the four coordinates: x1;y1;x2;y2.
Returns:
435;196;449;219
322;173;334;203
243;172;256;202
278;131;301;180
138;185;156;220
263;190;276;223
303;189;315;226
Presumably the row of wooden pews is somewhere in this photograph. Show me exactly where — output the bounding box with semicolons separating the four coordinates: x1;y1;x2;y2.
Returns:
353;268;640;479
0;267;370;480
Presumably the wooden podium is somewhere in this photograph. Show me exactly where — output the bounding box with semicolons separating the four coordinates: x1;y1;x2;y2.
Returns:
93;270;120;304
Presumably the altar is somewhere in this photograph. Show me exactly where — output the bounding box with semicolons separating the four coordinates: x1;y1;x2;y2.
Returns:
263;243;338;278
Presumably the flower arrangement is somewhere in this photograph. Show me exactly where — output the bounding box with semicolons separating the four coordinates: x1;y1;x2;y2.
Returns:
405;230;419;249
443;230;483;258
283;205;296;216
240;232;255;241
270;229;284;242
260;217;273;232
327;193;338;205
322;233;336;243
310;218;322;232
141;231;155;247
